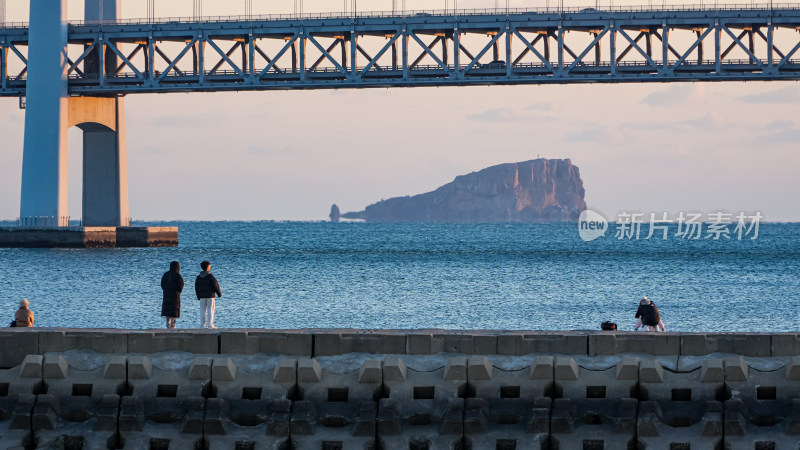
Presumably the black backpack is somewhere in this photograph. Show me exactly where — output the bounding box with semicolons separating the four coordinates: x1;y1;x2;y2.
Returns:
601;321;617;331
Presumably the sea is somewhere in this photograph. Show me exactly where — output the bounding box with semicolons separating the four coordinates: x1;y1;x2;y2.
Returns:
1;221;798;332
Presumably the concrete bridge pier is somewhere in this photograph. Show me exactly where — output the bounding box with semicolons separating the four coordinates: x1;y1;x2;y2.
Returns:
5;0;177;246
68;96;130;227
19;0;70;227
19;0;129;227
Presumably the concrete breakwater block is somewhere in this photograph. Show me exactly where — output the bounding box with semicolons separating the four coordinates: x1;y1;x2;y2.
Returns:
220;330;313;356
2;351;800;448
127;330;219;354
0;226;177;248
407;331;588;355
0;356;42;449
315;331;407;356
0;331;39;370
681;333;772;357
39;330;128;356
292;358;383;450
120;353;208;449
590;333;681;356
10;331;800;365
6;331;800;448
637;358;725;449
378;356;466;449
204;356;296;448
35;353;126;450
550;356;639;449
466;356;553;449
723;356;800;449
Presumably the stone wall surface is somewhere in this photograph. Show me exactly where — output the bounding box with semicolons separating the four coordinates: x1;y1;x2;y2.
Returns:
1;330;800;449
5;329;800;368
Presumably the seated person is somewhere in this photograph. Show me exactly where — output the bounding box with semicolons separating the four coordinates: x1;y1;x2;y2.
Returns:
634;296;665;332
14;299;34;327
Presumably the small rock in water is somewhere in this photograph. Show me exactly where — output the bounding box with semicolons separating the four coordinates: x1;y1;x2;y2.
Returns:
329;204;341;222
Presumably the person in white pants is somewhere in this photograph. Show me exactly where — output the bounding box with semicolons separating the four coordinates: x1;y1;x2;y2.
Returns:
194;260;222;329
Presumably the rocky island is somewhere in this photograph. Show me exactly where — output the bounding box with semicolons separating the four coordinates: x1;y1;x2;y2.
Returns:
338;158;586;223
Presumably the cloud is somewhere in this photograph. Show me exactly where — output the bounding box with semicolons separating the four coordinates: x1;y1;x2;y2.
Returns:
765;120;794;130
565;128;609;142
640;84;703;107
738;87;800;104
466;108;526;122
680;114;726;129
467;105;557;123
624;121;679;131
147;112;228;128
762;127;800;143
523;102;557;111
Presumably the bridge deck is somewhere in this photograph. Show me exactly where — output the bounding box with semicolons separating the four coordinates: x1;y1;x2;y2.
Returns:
2;6;800;95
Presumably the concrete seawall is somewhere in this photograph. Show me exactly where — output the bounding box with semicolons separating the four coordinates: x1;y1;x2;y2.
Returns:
1;329;799;449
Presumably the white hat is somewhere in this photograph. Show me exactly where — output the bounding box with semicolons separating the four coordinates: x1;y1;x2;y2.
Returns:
19;299;29;307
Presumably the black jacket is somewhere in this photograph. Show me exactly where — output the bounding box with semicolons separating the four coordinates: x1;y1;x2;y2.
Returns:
195;272;222;299
161;261;184;318
635;302;661;326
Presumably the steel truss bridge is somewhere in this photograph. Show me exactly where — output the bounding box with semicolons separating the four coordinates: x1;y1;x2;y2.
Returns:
2;5;800;96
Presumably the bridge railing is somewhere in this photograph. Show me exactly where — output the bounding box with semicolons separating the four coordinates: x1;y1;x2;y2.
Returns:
17;216;71;228
3;3;800;29
50;58;799;83
70;3;800;25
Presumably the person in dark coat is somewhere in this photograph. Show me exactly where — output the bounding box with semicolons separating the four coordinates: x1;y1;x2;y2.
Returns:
634;296;666;332
161;261;184;329
195;260;222;329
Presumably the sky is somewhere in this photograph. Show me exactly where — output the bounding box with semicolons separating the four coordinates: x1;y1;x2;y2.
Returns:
1;0;799;222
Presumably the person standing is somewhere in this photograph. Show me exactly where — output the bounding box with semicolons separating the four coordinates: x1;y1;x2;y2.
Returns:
14;299;34;327
161;261;184;329
195;260;222;329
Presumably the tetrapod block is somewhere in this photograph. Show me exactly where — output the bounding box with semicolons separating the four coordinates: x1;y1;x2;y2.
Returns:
724;356;800;449
119;354;208;450
292;358;382;450
550;357;638;449
35;352;126;450
206;356;296;449
636;358;723;449
378;356;466;450
464;356;553;449
0;354;43;449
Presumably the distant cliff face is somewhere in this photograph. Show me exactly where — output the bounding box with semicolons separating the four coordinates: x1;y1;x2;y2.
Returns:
341;159;587;223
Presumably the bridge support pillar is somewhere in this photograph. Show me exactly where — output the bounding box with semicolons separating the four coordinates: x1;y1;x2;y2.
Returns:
84;0;120;22
68;97;129;227
19;0;69;227
20;0;129;228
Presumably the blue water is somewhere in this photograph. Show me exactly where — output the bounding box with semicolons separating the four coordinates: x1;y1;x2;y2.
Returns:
1;221;798;332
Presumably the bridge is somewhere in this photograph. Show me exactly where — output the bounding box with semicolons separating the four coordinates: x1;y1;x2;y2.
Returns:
2;0;799;232
2;5;800;97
